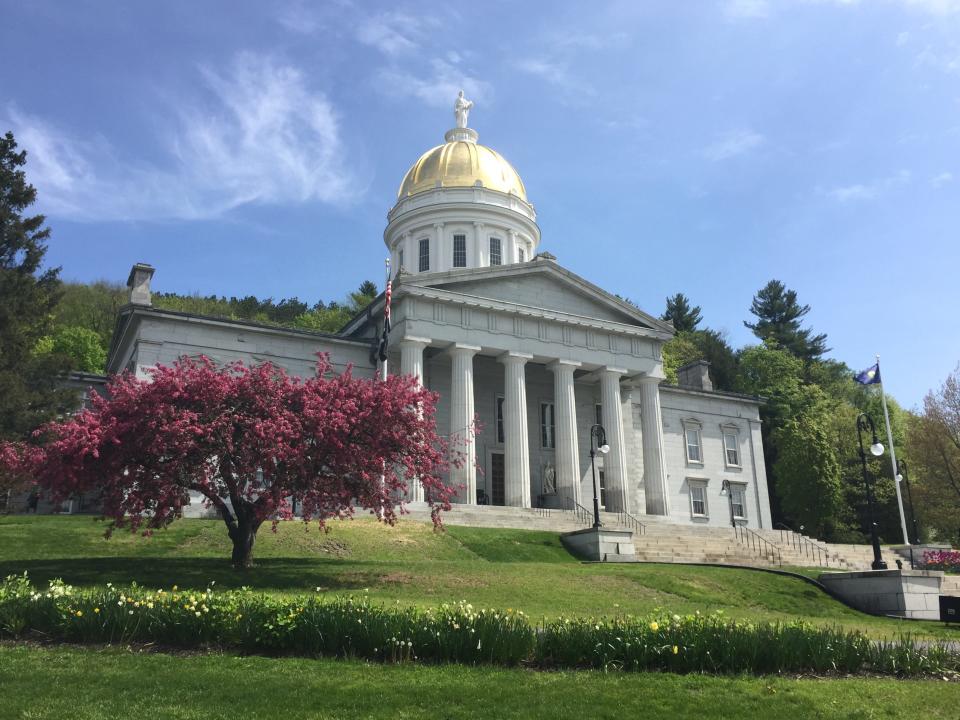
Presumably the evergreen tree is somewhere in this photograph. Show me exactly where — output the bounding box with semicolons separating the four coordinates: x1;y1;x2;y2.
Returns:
744;280;829;361
0;131;74;439
661;293;702;332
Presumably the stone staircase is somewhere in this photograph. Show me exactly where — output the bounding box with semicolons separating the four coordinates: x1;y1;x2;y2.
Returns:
399;504;885;570
400;505;960;585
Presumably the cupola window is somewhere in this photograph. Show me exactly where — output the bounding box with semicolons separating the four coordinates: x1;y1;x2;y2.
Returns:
419;238;430;272
489;237;502;266
453;234;467;267
518;247;526;263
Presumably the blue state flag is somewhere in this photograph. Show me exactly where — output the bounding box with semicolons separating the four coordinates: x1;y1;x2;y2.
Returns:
854;363;881;385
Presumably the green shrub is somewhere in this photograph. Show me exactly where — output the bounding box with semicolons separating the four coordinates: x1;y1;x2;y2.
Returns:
1;574;956;677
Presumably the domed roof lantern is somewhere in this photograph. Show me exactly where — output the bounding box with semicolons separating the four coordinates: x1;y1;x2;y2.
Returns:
385;93;540;275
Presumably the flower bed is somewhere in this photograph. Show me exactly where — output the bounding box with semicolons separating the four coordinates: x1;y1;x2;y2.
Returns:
1;574;957;677
923;550;960;573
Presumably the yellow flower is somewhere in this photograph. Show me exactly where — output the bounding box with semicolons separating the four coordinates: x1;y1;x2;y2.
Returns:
172;585;178;591
649;622;659;632
75;610;83;617
672;645;679;655
93;607;100;614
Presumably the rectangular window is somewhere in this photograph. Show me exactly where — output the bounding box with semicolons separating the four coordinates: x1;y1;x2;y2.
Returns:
685;427;702;463
731;486;747;519
595;403;603;427
496;395;505;444
599;468;607;509
398;248;405;271
453;234;467;267
540;402;556;449
724;432;740;467
418;238;430;272
518;248;526;263
489;237;502;265
690;483;708;517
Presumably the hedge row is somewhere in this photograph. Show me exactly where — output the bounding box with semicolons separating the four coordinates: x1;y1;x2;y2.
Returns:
1;574;956;676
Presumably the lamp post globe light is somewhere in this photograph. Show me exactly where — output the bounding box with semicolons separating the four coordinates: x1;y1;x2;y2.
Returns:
856;413;888;571
589;424;609;529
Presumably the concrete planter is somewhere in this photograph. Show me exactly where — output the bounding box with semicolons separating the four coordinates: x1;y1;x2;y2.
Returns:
561;527;635;562
819;569;945;620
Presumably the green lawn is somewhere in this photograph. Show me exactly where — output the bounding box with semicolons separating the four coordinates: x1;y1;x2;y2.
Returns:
0;643;956;720
1;515;956;641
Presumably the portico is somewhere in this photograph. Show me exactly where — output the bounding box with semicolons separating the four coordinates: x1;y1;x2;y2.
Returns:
348;258;677;517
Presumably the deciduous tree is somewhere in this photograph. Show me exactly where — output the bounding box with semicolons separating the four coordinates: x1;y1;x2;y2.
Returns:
5;355;457;568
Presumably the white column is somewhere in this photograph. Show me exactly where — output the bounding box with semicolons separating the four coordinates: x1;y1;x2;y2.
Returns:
499;351;533;507
548;360;581;507
400;337;429;385
399;337;431;502
600;367;629;513
449;344;480;504
638;376;670;516
473;221;485;267
507;230;518;265
433;222;445;272
402;232;412;273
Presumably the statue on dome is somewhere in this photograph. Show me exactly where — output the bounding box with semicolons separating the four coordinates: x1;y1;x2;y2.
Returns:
454;90;474;129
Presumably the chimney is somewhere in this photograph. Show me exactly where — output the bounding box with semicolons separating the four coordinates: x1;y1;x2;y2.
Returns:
677;360;713;392
127;263;155;306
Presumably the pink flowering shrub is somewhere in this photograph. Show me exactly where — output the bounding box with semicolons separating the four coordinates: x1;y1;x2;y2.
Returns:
922;550;960;573
0;355;458;568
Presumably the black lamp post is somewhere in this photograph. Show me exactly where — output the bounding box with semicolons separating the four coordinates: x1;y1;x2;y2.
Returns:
856;413;888;571
589;424;609;529
897;459;921;545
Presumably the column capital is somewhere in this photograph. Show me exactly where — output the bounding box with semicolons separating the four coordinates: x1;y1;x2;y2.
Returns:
473;221;485;229
448;343;481;357
433;222;445;230
399;336;431;349
547;359;581;372
601;366;629;376
637;373;664;385
498;351;533;365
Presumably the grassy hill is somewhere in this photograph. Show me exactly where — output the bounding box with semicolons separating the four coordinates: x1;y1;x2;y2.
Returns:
1;515;955;640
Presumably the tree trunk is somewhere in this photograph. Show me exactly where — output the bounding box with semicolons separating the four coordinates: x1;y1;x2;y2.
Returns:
226;503;260;570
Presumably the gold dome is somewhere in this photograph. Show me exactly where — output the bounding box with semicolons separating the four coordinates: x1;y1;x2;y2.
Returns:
397;137;527;202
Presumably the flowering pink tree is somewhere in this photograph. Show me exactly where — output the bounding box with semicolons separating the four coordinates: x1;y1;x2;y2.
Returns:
3;355;456;568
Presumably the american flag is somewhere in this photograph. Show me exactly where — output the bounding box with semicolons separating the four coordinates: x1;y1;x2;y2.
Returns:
377;279;392;362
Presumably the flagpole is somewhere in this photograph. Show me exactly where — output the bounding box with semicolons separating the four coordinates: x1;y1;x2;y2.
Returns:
377;258;391;520
380;258;390;382
876;354;910;546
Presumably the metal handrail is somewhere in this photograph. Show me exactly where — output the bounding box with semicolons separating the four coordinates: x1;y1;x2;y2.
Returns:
617;509;646;536
734;524;782;567
560;496;594;527
774;522;831;567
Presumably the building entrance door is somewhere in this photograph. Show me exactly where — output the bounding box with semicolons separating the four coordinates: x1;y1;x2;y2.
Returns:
490;453;505;506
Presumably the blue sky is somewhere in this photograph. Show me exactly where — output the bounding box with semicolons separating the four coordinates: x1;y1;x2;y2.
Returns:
2;0;958;408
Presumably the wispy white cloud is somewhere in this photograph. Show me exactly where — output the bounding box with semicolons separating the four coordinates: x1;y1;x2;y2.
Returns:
932;171;954;187
727;0;960;18
375;58;492;109
723;0;771;19
703;129;765;161
825;170;912;202
4;53;357;222
355;11;433;57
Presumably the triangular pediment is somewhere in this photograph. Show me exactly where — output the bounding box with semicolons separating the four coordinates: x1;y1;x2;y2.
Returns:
400;259;672;332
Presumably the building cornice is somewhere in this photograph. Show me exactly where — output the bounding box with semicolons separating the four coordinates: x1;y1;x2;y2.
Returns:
394;284;674;342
